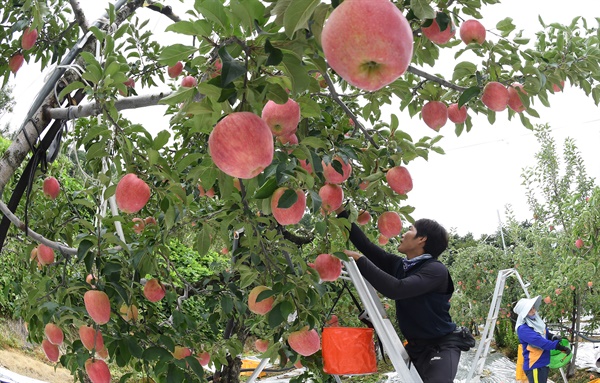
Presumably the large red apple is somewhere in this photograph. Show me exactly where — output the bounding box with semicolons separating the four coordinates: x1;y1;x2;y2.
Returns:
42;339;60;362
322;157;352;184
386;166;413;195
248;285;274;315
422;15;456;45
115;173;151;214
37;244;55;265
321;0;413;91
481;82;509;112
261;99;301;137
575;238;584;249
85;358;111;383
314;253;342;281
448;103;468;123
43;176;60;199
9;54;24;74
44;323;64;345
208;112;274;179
173;346;192;360
167;61;183;78
79;325;105;351
378;234;389;245
84;290;111;325
508;83;527;113
318;183;344;212
421;101;448;131
459;20;486;45
288;327;320;356
144;278;166;302
21;28;38;50
271;187;306;225
378;211;402;238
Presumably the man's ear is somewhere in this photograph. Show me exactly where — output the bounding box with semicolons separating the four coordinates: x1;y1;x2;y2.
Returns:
417;236;427;247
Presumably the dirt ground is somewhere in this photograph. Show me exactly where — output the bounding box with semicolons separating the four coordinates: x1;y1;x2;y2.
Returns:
0;348;72;383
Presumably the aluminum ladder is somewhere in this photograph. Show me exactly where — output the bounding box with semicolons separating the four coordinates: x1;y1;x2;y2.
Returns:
335;258;423;383
465;268;531;382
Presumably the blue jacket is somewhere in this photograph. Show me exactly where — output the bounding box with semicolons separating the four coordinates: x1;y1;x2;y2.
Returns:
517;325;559;370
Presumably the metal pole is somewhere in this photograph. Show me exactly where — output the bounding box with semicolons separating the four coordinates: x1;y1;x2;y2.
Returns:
497;209;508;256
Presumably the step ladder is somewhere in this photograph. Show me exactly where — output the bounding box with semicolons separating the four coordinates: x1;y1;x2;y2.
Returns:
245;258;423;383
464;268;531;382
337;258;423;383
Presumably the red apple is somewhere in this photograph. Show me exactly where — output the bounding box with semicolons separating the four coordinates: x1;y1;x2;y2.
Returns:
211;58;222;78
326;314;339;327
123;77;135;88
44;323;64;345
575;238;584;249
481;82;509;112
359;180;369;190
543;296;552;304
9;54;24;74
115;173;151;214
132;218;145;234
144;216;156;226
314;253;342;281
173;346;192;360
21;28;38;50
321;0;413;91
555;288;562;295
181;75;197;87
198;184;215;198
386;166;413;195
422;15;456;45
42;339;60;362
288;327;320;356
294;360;303;369
248;285;274;315
84;290;111;325
318;183;344;212
85;358;111;383
448;103;468;123
588;281;593;288
378;211;402;238
208;112;274;179
322;156;352;184
421;101;448;131
261;99;301;137
42;176;60;199
255;339;269;353
119;304;139;322
299;159;313;174
357;210;371;225
37;244;55;265
277;133;299;146
552;80;565;92
143;278;166;302
379;234;389;245
167;61;183;78
197;351;210;366
271;187;306;225
459;20;486;45
79;325;105;351
508;83;527;113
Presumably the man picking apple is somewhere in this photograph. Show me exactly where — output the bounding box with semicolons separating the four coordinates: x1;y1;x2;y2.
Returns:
336;205;461;382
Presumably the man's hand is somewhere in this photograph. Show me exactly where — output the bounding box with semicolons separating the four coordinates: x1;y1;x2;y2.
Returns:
555;343;571;355
343;249;363;260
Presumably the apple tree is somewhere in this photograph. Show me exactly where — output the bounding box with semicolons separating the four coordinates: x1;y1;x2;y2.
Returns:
0;0;599;382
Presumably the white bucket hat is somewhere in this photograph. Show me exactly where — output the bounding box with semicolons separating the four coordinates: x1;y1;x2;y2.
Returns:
514;295;542;330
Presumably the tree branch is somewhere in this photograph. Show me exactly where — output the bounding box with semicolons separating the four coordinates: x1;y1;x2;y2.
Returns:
407;65;468;92
146;0;182;23
69;0;89;33
44;92;171;120
0;200;77;256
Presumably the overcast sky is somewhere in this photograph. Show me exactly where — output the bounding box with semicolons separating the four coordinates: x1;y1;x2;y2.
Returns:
3;0;599;237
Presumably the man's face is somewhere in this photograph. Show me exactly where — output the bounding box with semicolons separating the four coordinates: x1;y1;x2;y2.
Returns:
397;225;425;258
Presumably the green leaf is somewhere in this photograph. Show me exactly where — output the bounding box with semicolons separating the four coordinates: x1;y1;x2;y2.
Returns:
218;47;246;87
280;52;311;94
158;87;196;105
496;18;515;37
165;20;211;36
265;39;283;66
283;0;321;38
277;189;298;209
458;86;480;108
158;44;198;66
267;302;285;328
410;0;435;20
142;346;173;362
194;0;230;32
452;62;477;81
253;178;278;199
77;240;94;263
194;225;212;256
58;81;85;101
153;130;171;150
